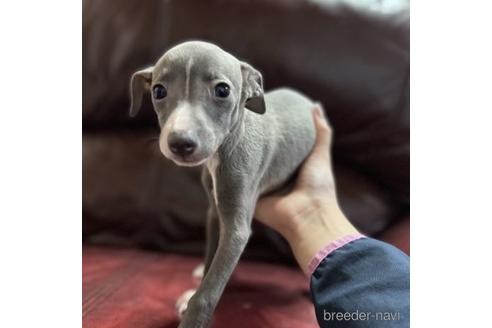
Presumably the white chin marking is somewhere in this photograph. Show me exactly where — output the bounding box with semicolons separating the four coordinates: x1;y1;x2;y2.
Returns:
172;157;208;167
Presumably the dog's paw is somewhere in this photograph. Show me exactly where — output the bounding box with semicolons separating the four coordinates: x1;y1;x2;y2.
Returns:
192;263;204;281
175;289;196;319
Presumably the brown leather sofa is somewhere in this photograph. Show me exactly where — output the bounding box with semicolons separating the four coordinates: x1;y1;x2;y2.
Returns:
82;1;409;327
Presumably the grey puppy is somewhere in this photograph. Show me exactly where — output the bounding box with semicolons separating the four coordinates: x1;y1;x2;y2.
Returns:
130;41;316;328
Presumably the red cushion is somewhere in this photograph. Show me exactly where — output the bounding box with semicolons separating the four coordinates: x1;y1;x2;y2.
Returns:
83;246;318;328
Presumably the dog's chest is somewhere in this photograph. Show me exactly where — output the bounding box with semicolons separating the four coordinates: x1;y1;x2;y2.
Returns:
206;154;220;206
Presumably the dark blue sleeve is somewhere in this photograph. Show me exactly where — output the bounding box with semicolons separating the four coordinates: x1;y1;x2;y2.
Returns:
310;238;409;327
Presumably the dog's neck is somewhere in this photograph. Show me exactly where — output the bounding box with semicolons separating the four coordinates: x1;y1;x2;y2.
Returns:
217;103;247;160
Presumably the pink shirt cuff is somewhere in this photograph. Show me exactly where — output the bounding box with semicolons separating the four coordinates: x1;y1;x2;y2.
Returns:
307;233;366;276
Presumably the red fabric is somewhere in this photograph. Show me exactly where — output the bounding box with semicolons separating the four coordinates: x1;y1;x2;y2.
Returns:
83;246;317;328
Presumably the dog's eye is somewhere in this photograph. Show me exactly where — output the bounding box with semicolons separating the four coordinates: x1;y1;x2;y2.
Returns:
153;85;167;99
214;83;230;98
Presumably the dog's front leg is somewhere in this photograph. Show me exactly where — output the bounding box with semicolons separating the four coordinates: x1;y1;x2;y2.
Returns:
175;170;221;319
178;179;255;328
201;170;220;275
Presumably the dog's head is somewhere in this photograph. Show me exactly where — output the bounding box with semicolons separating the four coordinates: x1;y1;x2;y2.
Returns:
129;41;265;167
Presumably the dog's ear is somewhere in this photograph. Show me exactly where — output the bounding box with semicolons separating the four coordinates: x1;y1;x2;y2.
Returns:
129;66;153;117
240;62;266;114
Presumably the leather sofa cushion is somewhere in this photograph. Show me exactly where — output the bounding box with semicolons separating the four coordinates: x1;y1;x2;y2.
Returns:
83;130;397;257
82;0;410;255
83;0;409;206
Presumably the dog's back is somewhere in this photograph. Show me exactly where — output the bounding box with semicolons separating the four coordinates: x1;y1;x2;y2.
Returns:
242;87;316;196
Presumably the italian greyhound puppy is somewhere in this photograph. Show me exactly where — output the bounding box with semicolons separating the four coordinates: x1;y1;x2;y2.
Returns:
130;41;316;328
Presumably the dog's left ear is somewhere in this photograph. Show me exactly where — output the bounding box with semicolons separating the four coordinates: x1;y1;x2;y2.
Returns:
240;62;266;114
129;66;153;117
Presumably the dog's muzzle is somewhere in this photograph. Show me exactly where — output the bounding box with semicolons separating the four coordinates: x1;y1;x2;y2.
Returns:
168;131;198;157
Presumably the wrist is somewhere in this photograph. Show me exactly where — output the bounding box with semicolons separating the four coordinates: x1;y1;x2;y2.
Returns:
284;201;359;275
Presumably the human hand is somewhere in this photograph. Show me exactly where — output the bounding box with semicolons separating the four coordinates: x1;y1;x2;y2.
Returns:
254;106;358;274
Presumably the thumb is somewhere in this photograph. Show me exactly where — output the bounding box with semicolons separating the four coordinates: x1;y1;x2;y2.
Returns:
309;106;333;161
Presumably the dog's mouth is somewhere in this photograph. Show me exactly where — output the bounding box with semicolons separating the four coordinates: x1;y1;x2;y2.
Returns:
169;154;209;167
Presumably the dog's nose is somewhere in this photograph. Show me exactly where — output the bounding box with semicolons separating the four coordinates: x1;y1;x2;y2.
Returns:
168;133;197;157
